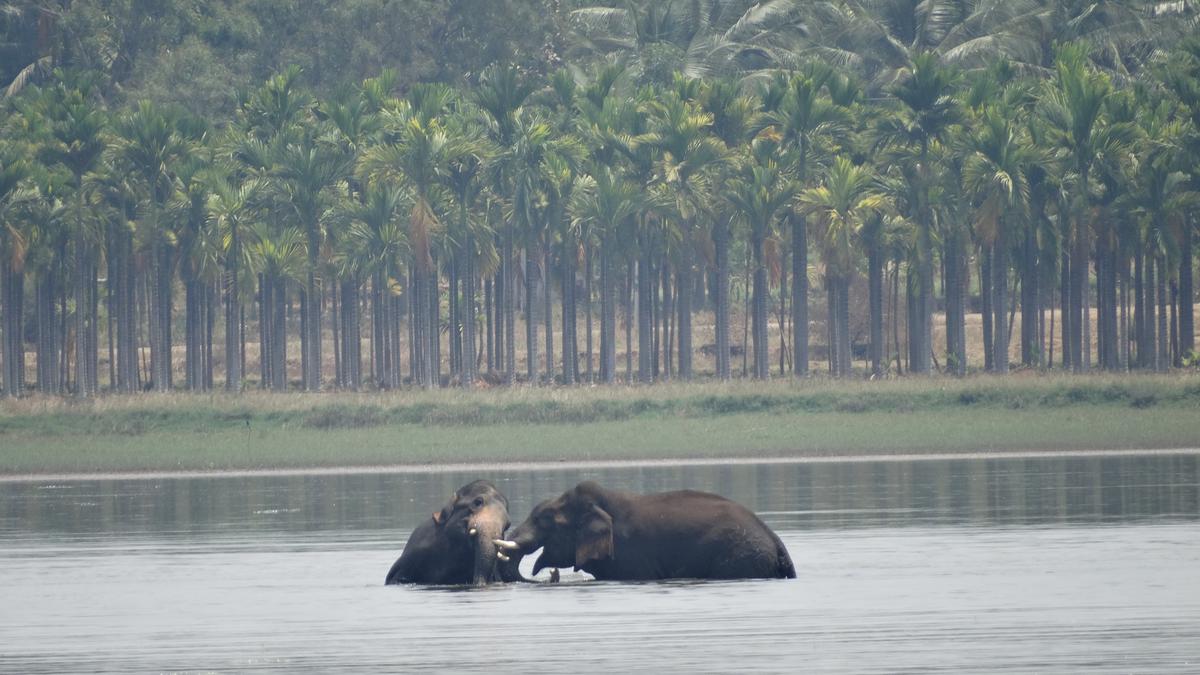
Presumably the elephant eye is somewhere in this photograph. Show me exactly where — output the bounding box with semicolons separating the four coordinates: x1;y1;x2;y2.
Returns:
473;497;484;509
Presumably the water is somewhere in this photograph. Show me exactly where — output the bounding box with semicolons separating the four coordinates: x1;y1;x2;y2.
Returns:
1;453;1198;673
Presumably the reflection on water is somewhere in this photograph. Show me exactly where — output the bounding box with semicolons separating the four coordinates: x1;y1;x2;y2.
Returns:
2;453;1197;537
1;453;1198;673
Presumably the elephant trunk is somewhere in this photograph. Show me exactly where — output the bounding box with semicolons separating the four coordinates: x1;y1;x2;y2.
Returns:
469;503;508;585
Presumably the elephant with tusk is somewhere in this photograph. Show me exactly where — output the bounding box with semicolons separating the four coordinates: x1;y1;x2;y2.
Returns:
385;480;526;586
501;481;796;581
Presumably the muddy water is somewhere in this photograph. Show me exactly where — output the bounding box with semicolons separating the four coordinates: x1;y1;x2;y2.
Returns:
1;453;1198;673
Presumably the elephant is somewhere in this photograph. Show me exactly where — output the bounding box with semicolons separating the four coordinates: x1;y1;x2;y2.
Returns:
385;480;524;585
494;480;796;581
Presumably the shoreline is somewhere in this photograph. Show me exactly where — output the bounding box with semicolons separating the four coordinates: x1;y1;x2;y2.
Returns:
3;447;1197;483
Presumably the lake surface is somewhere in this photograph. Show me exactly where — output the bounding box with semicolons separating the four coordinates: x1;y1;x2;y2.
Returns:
1;452;1198;673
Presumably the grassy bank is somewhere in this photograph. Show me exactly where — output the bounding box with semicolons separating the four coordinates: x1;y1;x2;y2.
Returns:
1;375;1198;474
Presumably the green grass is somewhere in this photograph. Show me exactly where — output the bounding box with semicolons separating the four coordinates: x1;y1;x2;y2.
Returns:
1;374;1198;474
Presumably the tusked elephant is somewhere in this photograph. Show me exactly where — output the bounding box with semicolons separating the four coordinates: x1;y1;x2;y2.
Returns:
495;480;796;581
385;480;524;585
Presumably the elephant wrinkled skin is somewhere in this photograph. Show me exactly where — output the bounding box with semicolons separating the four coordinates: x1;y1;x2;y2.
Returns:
385;480;524;586
498;481;796;581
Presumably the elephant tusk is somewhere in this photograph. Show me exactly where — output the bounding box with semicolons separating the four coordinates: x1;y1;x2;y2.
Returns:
468;528;478;536
493;539;520;550
497;552;510;562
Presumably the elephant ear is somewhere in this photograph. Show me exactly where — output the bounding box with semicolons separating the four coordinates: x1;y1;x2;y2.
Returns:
575;504;614;569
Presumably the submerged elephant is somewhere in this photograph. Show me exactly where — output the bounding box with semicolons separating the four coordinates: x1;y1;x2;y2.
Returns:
385;480;524;585
495;480;796;581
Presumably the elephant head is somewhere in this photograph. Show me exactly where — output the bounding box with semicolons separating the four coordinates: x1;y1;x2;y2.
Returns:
385;479;516;585
496;481;613;577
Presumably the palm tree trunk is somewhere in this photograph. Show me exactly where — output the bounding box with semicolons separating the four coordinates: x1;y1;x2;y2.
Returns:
599;242;614;384
1119;257;1129;371
661;260;672;379
867;238;884;378
791;214;808;377
676;246;693;380
503;229;515;386
561;233;577;385
714;217;731;380
272;278;287;390
1133;250;1146;368
225;260;242;391
428;253;441;388
1143;249;1156;369
751;230;768;380
1179;218;1194;361
484;276;494;374
637;241;653;384
624;260;633;383
981;248;993;373
838;276;852;377
463;237;477;388
993;239;1009;374
1170;278;1179;367
943;235;965;377
1156;253;1168;372
585;242;594;383
526;248;539;385
0;256;23;397
544;246;554;384
1060;244;1071;370
1021;224;1039;367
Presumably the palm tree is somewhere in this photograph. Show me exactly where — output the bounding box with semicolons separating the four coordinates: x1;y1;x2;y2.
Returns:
207;176;262;391
247;223;308;390
568;0;806;85
440;106;494;388
698;77;756;380
962;104;1035;374
274;125;354;391
756;63;855;376
476;64;537;385
339;181;408;390
726;138;796;379
800;157;886;377
874;52;961;374
112;100;194;393
571;166;641;384
1121;102;1198;371
361;87;460;388
648;85;725;379
0;139;33;397
40;74;107;396
1040;43;1135;371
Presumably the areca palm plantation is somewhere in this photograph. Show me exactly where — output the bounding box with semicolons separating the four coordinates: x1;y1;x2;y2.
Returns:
207;176;262;391
962;104;1035;374
475;64;537;385
875;52;961;374
38;75;107;396
648;87;725;379
756;63;854;376
441;108;493;388
112;100;195;393
337;181;408;389
1121;104;1198;371
1040;43;1135;371
698;78;756;380
800;157;886;378
725;139;796;379
361;88;460;389
247;223;307;390
0;140;32;397
274;126;353;391
570;166;641;384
